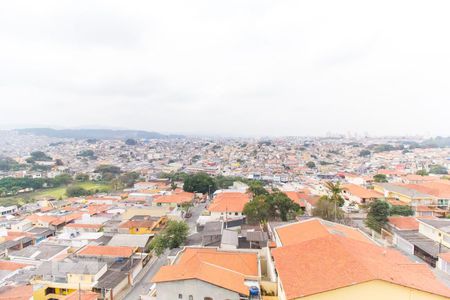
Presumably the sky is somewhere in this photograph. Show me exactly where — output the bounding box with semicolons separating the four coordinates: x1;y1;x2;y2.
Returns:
0;0;449;137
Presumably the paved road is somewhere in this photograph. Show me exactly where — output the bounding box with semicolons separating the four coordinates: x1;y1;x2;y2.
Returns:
123;253;168;300
123;202;206;300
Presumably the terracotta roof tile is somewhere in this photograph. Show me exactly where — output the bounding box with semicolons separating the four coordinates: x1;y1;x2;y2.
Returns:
272;235;450;299
275;218;372;246
208;193;250;213
388;216;419;230
152;248;258;295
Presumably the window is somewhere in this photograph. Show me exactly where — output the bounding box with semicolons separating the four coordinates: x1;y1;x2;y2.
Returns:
204;298;213;300
178;294;183;299
189;296;193;300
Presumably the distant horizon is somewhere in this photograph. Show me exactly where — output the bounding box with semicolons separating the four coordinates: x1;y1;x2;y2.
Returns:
1;125;444;140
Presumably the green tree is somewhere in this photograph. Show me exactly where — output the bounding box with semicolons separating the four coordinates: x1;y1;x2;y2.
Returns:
183;172;217;194
323;181;345;207
27;151;52;163
373;174;388;183
313;196;344;221
0;156;19;171
389;205;414;216
94;164;122;181
75;173;90;182
267;192;301;221
53;174;73;186
149;221;189;256
247;181;269;196
429;165;448;175
243;195;271;224
416;169;429;176
125;139;138;145
306;161;316;169
359;150;371;157
366;200;389;232
66;186;90;197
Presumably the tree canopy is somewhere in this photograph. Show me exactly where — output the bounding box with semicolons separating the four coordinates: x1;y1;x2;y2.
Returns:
429;164;448;175
359;150;371;157
313;196;344;221
365;200;389;232
183;172;217;194
389;205;414;216
306;161;316;169
243;191;300;224
149;220;189;255
247;181;269;197
373;174;388;183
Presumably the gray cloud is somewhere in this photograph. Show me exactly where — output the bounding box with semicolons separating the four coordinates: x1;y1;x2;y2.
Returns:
0;0;449;137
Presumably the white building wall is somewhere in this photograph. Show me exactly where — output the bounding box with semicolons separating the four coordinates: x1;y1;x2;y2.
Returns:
156;279;241;300
437;258;450;275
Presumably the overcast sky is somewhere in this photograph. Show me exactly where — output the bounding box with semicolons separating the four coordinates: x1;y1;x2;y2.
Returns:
0;1;449;137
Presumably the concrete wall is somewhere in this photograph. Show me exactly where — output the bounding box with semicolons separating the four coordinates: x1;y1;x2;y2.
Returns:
156;279;240;300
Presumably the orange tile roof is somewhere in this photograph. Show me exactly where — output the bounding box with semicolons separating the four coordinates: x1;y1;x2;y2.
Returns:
284;191;308;207
275;218;372;246
406;182;450;198
77;245;134;258
0;285;33;300
208;193;250;213
0;260;29;271
388;216;419;230
152;248;258;295
154;192;194;204
342;184;383;199
272;235;450;299
119;220;155;229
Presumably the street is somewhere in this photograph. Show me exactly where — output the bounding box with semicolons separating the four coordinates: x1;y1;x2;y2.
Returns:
123;201;206;300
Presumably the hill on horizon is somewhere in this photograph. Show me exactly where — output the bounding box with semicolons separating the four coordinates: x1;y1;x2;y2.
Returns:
16;128;183;140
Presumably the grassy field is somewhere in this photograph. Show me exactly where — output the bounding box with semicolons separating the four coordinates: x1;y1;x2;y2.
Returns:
0;182;112;206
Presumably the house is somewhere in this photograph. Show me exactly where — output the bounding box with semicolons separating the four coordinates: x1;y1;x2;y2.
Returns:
403;182;450;209
0;284;33;300
76;245;135;260
341;184;383;204
107;234;152;252
419;218;450;249
153;192;194;208
387;217;450;267
10;220;32;232
151;247;260;300
284;191;308;209
8;243;69;265
0;206;17;216
118;216;167;235
272;234;450;300
437;252;450;275
0;260;32;286
64;223;103;233
303;195;320;216
32;260;107;299
208;192;250;220
273;218;372;247
373;183;435;206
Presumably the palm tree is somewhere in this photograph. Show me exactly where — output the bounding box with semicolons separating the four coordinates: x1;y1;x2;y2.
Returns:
324;181;344;207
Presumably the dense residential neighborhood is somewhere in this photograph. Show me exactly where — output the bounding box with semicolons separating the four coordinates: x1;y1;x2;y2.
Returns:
0;130;449;299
